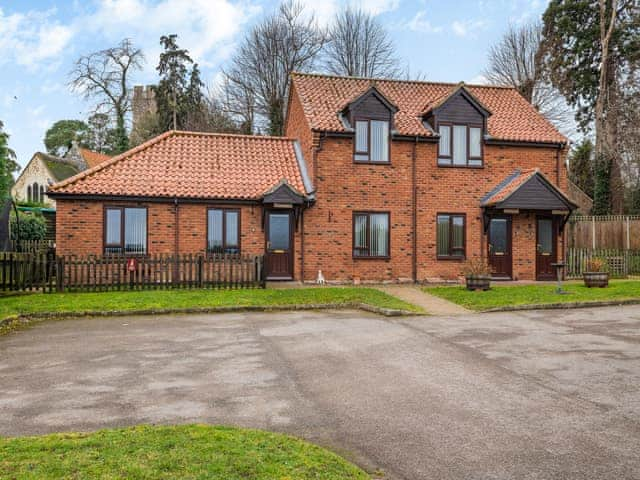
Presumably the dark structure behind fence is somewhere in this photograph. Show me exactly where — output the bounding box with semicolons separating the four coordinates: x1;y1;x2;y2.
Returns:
1;253;264;293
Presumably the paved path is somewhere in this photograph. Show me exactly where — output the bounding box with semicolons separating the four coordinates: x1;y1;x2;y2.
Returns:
378;284;471;315
2;306;640;479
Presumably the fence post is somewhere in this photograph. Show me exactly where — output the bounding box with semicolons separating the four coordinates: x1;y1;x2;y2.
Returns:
197;255;203;288
592;216;596;249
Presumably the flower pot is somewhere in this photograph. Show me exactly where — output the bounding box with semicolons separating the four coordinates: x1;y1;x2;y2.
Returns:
583;272;609;288
466;275;491;291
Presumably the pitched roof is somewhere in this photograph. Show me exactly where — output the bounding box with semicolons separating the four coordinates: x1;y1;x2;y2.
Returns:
290;72;567;144
481;168;577;210
28;152;81;182
49;131;310;201
78;148;111;168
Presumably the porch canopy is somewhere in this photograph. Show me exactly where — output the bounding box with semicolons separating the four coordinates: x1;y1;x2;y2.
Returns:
480;168;578;230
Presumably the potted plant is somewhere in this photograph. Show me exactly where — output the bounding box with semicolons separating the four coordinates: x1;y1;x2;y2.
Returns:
462;257;492;291
583;257;609;288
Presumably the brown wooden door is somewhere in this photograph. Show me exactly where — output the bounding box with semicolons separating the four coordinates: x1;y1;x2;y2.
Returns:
536;217;557;280
488;217;512;279
265;211;293;280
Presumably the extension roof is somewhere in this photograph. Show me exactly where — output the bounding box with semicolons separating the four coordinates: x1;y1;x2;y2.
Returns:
290;72;567;144
48;130;311;201
78;148;111;168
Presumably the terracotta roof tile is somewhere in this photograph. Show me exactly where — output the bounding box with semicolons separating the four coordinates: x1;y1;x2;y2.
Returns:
50;131;308;200
290;73;567;144
78;148;111;168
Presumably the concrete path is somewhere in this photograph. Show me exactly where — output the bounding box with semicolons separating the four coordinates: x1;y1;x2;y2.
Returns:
2;306;640;479
378;284;471;315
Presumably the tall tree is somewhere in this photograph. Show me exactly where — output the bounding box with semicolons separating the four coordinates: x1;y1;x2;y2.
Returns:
84;113;118;154
484;21;571;127
223;1;326;135
0;121;19;201
70;38;144;155
44;120;89;156
568;139;595;197
541;0;640;213
155;34;194;131
324;6;401;78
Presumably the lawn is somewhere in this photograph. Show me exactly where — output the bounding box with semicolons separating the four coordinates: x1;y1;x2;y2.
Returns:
0;287;421;326
426;280;640;311
0;424;369;479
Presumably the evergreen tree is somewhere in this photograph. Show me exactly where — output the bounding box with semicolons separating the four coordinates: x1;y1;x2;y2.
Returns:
44;120;89;156
0;120;19;201
568;139;595;198
592;155;612;215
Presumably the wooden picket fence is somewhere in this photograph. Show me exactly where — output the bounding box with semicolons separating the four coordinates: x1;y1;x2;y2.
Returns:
0;253;264;293
55;253;265;292
567;215;640;249
8;239;55;253
565;248;640;279
0;252;53;292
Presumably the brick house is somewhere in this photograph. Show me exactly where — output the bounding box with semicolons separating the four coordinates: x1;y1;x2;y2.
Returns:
49;73;576;282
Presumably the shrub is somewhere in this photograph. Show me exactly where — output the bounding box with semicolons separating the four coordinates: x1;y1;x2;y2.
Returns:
584;257;607;273
10;213;47;241
462;257;492;277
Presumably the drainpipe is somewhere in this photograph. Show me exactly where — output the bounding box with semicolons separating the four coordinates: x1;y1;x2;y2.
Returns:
557;144;564;277
412;137;418;283
174;196;179;256
300;208;305;283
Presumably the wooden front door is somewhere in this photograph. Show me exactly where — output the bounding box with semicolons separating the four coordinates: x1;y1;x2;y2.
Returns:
536;216;557;280
488;217;512;279
265;211;293;280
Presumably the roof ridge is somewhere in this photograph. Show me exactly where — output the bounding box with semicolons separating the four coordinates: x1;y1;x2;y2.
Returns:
290;71;517;90
171;130;297;141
49;130;176;192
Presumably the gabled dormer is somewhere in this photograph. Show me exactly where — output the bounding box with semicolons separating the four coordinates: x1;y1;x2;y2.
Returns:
423;83;492;168
342;85;398;164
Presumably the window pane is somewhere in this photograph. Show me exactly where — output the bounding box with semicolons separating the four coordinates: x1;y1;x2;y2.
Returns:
225;211;239;253
369;213;389;256
105;209;121;245
208;209;223;252
538;219;553;254
452;216;464;253
453;125;467;165
354;214;367;253
489;219;508;254
268;214;290;250
355;121;368;152
354;153;369;162
439;125;451;156
370;120;389;163
437;215;450;256
470;127;481;158
124;208;146;254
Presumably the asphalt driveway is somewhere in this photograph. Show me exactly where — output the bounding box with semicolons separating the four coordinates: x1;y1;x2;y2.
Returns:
2;306;640;479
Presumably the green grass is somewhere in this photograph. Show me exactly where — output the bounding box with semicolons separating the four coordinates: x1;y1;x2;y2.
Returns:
0;424;369;479
0;287;422;325
426;280;640;311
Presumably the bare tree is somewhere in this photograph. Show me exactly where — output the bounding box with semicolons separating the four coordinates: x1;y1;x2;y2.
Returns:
324;6;401;78
69;38;144;153
223;1;326;136
484;22;571;129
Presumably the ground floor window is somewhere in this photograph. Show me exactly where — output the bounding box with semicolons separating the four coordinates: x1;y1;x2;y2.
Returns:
353;212;390;258
104;207;147;254
207;208;240;254
437;213;465;258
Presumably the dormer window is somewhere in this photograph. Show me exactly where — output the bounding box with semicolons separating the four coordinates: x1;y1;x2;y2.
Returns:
438;124;483;167
354;119;389;163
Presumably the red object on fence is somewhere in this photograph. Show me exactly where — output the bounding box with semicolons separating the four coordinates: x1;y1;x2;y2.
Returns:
127;257;137;272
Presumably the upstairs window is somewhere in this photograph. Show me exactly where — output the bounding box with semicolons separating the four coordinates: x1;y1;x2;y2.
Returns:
104;207;147;255
207;208;240;254
354;119;389;164
437;214;466;259
438;124;483;167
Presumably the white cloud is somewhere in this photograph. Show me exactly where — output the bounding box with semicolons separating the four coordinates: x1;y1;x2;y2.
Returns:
0;7;73;69
451;19;488;37
404;10;443;33
84;0;261;71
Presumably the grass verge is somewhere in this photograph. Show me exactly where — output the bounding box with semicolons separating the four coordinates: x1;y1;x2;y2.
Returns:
0;424;369;479
0;287;422;329
425;280;640;311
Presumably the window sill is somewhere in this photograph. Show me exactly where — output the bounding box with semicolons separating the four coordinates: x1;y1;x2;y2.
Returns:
353;255;391;261
436;255;466;261
353;160;391;165
437;164;484;169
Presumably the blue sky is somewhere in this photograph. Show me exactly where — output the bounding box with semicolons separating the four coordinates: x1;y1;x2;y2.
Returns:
0;0;549;169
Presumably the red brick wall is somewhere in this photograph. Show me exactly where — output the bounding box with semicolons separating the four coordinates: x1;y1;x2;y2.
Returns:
56;200;271;258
